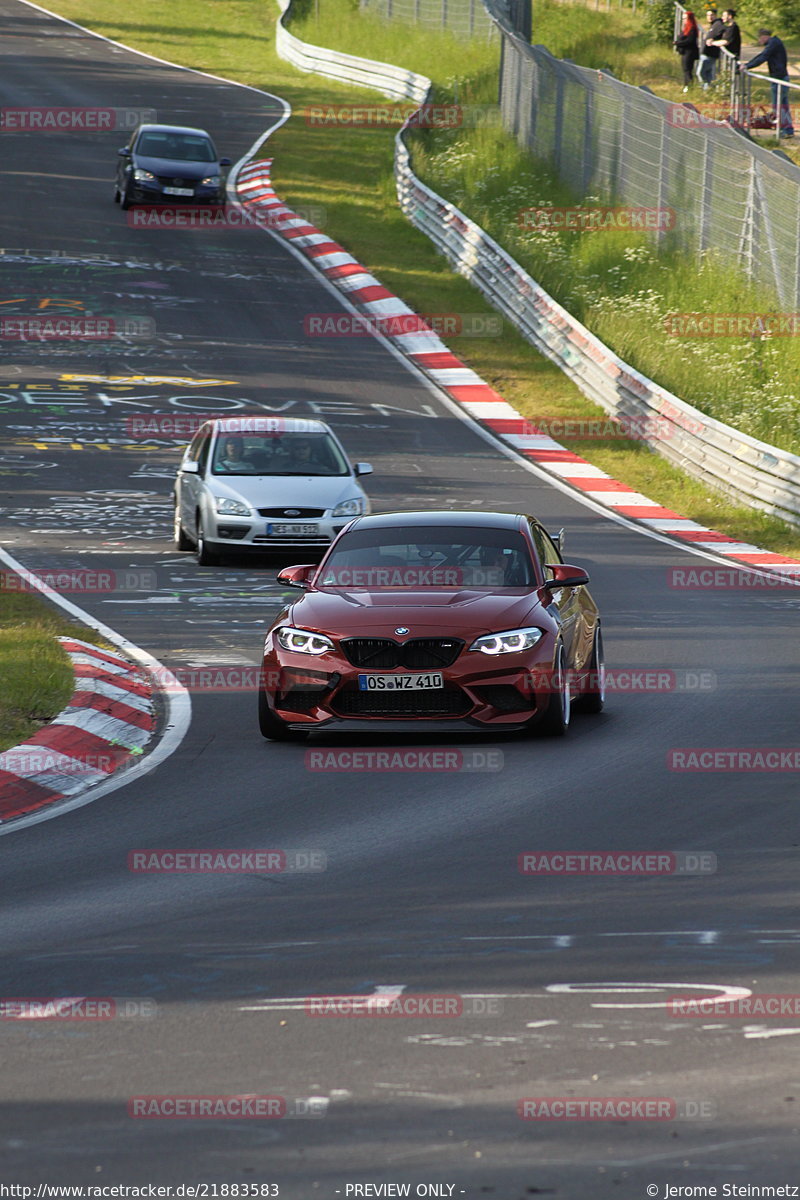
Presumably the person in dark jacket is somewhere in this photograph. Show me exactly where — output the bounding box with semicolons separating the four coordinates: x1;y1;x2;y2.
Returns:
708;9;740;61
697;7;725;87
742;29;795;138
675;10;700;91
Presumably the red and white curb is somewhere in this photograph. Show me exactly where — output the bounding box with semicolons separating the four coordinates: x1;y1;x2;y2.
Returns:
0;637;154;822
238;157;800;579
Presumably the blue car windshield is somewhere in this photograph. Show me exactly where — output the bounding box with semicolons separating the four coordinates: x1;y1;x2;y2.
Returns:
137;133;216;162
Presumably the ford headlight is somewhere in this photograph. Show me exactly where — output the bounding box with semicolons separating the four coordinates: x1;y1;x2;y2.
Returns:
201;174;221;186
215;497;251;516
276;627;334;655
469;628;544;655
332;497;365;517
133;169;156;182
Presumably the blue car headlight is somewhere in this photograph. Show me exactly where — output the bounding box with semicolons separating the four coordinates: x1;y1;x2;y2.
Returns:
133;169;157;183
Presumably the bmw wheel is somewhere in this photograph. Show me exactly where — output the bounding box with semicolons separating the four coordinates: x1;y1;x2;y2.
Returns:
534;642;571;737
574;625;605;714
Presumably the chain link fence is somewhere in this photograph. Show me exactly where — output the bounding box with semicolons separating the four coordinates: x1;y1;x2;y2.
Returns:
488;0;800;306
359;0;497;38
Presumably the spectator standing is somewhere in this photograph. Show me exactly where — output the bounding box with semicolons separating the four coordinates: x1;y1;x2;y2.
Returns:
742;29;795;138
675;10;700;92
708;8;741;61
697;7;725;89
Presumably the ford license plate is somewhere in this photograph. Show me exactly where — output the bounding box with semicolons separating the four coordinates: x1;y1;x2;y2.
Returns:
358;672;444;691
267;522;319;536
163;186;194;196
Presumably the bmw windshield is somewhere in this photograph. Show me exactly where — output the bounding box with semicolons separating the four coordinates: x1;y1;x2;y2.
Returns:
317;526;537;588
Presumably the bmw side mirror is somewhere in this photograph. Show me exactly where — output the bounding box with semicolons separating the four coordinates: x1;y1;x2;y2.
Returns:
180;460;200;474
277;564;317;589
542;563;589;590
354;462;373;477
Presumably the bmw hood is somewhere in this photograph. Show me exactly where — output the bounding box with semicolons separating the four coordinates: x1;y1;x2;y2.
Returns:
289;588;544;639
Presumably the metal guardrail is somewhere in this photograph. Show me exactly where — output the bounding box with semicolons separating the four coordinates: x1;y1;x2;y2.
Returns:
273;0;800;528
276;0;429;99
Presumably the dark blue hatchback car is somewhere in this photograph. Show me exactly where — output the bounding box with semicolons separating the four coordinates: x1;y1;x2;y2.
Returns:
114;123;231;209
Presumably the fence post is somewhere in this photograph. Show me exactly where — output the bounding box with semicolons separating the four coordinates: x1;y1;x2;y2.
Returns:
698;136;713;254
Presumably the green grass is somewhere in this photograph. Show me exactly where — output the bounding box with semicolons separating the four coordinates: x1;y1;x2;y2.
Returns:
44;0;800;563
0;592;110;753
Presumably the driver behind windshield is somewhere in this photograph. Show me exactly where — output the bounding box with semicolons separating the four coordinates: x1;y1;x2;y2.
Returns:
215;436;256;473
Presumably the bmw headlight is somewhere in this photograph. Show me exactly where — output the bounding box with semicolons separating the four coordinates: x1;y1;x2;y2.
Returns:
133;169;156;182
276;627;334;656
469;628;544;656
331;497;365;517
215;497;251;516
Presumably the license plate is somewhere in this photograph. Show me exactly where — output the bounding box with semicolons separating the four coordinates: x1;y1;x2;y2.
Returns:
266;522;320;536
358;672;444;691
163;186;194;196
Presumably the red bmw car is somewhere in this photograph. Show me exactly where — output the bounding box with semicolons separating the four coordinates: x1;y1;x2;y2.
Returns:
259;511;604;740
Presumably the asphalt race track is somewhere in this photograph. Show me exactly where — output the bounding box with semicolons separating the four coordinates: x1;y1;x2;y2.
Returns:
1;2;800;1195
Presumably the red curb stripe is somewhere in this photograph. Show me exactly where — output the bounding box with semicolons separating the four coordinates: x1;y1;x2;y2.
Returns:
71;663;151;697
0;772;62;819
304;241;347;259
524;450;592;463
447;384;508;405
58;640;131;671
733;552;800;563
325;262;372;280
676;531;740;543
409;351;465;371
614;506;686;519
23;725;134;770
570;478;637;493
66;691;154;731
281;224;324;240
347;284;396;303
